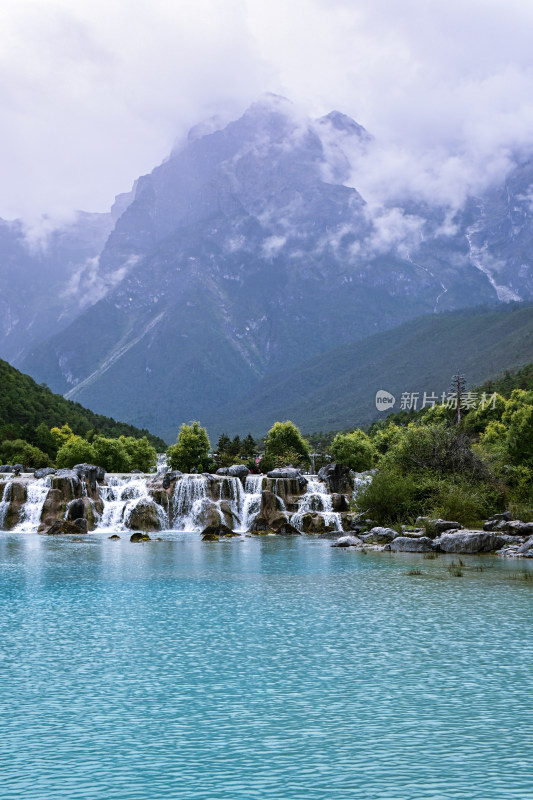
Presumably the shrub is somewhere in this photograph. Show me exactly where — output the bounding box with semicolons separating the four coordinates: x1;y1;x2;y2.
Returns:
56;436;97;469
167;421;211;473
330;430;375;471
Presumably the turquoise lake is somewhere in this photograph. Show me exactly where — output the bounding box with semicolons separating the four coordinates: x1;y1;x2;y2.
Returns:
1;532;532;800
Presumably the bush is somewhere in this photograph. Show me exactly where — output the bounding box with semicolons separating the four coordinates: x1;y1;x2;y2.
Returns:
264;421;310;468
0;439;52;469
92;436;131;473
56;437;97;469
330;430;375;471
167;421;211;473
119;436;157;472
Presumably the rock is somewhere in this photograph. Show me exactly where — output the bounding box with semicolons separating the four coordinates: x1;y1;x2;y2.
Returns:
274;522;301;535
318;463;353;494
228;464;250;480
12;464;24;475
331;535;363;547
43;520;88;535
259;490;288;528
389;536;436;552
425;519;463;536
361;526;397;544
501;520;533;536
517;536;533;556
73;463;106;489
488;511;513;522
67;498;86;521
108;534;121;540
126;499;162;531
298;512;336;534
330;493;349;512
266;468;307;491
130;532;151;542
163;470;182;489
202;524;234;538
131;469;144;474
72;518;88;532
34;467;56;479
218;500;240;529
436;530;508;553
216;468;229;476
0;465;14;473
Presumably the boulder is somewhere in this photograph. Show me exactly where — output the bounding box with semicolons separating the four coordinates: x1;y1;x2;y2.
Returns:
108;534;121;540
330;493;349;512
517;536;533;557
130;532;151;542
202;524;234;538
260;490;288;527
43;519;87;535
163;470;182;489
424;519;463;536
298;512;336;534
34;467;56;479
488;511;513;522
216;468;229;476
331;535;363;547
126;499;162;531
389;536;436;552
501;520;533;536
361;526;397;544
228;464;250;480
72;518;88;533
318;463;353;494
0;465;14;473
67;498;86;522
436;530;508;553
74;463;106;489
12;464;24;475
273;522;301;535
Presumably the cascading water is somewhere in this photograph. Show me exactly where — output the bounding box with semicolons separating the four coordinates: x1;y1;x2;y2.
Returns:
0;481;13;530
218;477;244;528
290;477;342;532
96;476;168;532
238;475;263;532
171;475;213;531
13;477;51;532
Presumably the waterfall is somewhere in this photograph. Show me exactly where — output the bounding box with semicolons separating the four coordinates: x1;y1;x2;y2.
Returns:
0;481;13;530
171;475;213;531
96;476;168;532
13;477;51;532
291;477;342;532
237;475;263;532
218;477;244;528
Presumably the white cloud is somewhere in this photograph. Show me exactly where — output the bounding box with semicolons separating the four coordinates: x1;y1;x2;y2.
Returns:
1;0;533;222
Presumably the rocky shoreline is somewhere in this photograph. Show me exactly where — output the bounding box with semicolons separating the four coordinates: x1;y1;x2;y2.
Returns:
0;462;532;557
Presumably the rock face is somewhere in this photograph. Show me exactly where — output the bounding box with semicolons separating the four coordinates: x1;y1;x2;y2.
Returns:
163;470;182;489
318;464;353;495
389;536;436;553
298;513;337;534
127;499;162;532
436;531;508;553
73;463;105;490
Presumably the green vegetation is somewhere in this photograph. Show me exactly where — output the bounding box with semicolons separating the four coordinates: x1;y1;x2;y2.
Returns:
261;420;310;471
167;422;211;473
0;359;163;471
330;430;375;472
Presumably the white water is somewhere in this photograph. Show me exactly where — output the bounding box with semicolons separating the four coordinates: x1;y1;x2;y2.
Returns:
291;477;342;532
96;476;168;532
0;481;13;529
237;475;263;532
172;475;213;531
13;478;51;532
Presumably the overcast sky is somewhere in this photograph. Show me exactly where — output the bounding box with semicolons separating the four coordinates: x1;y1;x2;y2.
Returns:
2;0;533;223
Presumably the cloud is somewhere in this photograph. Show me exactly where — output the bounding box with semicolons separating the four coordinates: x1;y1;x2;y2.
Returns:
1;0;533;224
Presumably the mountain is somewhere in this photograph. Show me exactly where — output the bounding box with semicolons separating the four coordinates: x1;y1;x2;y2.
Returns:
0;358;167;450
3;95;533;440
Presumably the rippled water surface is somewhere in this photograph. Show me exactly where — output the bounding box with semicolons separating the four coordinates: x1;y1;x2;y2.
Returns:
0;533;532;800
